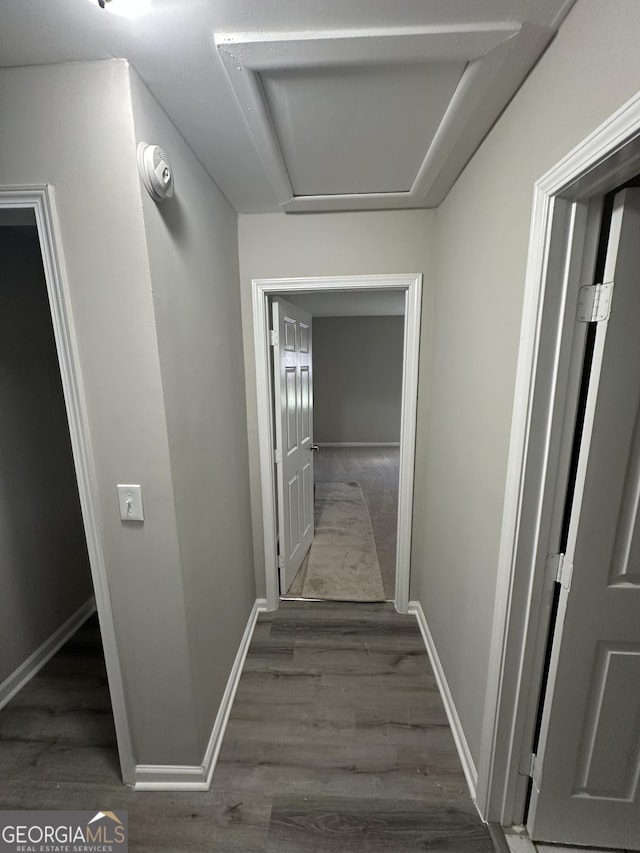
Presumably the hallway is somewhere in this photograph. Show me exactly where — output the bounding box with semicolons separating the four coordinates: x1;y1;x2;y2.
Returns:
0;603;492;851
213;600;493;850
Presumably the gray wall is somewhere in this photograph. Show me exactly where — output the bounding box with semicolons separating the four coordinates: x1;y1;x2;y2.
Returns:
0;226;92;685
313;316;404;444
237;209;436;598
411;0;640;769
0;59;196;767
238;0;640;775
129;72;256;755
0;59;250;768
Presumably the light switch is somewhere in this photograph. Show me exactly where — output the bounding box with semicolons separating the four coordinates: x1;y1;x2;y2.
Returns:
117;484;144;522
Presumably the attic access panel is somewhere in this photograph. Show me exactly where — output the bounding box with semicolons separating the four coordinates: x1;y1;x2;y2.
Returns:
262;61;466;196
216;24;553;212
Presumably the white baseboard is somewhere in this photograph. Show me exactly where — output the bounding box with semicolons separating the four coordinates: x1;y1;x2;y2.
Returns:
408;600;479;802
0;597;96;711
134;597;268;791
316;442;400;447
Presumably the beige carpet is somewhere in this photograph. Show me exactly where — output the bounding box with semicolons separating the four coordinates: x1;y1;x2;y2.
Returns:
301;481;385;602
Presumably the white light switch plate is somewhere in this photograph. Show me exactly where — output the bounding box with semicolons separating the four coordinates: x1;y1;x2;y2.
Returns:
117;484;144;522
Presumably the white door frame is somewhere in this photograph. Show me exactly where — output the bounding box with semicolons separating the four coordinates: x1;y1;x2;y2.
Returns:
0;185;135;785
476;91;640;826
252;273;422;613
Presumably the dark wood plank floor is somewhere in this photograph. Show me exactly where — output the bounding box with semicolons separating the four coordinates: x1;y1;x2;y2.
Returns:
0;604;495;852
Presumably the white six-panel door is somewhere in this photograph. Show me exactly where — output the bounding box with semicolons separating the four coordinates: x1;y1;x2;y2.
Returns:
528;188;640;848
272;298;314;594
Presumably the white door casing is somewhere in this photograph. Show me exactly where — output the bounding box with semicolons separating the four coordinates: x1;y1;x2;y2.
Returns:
476;92;640;830
272;298;314;593
252;274;422;612
0;186;135;784
527;188;640;848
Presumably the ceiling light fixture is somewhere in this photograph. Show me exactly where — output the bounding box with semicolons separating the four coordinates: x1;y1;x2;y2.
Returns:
96;0;151;19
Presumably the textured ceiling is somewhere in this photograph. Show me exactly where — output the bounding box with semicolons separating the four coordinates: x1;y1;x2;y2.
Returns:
0;0;576;213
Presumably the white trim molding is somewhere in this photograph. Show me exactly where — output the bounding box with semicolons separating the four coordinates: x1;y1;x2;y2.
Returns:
503;829;537;853
252;274;422;613
476;90;640;827
409;601;478;802
0;185;136;785
216;24;555;212
0;598;96;711
134;599;268;791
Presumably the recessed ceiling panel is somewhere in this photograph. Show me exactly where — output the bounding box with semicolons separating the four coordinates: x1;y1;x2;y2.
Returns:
216;23;559;211
261;61;466;196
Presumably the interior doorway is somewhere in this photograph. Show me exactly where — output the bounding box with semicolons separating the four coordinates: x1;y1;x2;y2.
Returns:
0;211;122;780
0;188;134;784
281;303;405;603
252;274;422;613
523;186;640;850
0;215;95;696
477;91;640;848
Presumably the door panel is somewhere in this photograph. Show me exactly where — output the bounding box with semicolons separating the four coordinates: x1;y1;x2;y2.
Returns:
302;459;312;539
284;317;296;350
287;473;300;559
272;298;314;593
575;642;640;798
529;188;640;848
300;366;311;444
611;410;640;583
285;366;298;452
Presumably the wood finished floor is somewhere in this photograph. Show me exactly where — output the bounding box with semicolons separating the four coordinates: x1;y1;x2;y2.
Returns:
287;446;399;600
0;604;495;852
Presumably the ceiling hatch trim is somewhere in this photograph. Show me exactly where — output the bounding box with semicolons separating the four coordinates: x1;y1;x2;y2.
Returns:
216;24;553;212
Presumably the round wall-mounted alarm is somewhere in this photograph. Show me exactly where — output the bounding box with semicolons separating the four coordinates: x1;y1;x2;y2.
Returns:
137;142;175;202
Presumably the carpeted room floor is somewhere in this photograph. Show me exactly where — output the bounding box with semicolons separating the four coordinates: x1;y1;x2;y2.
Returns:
287;446;400;600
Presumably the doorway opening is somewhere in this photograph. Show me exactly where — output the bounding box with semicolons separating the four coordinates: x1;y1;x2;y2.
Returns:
524;183;640;848
252;274;422;613
0;188;134;785
281;300;404;603
477;91;640;847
